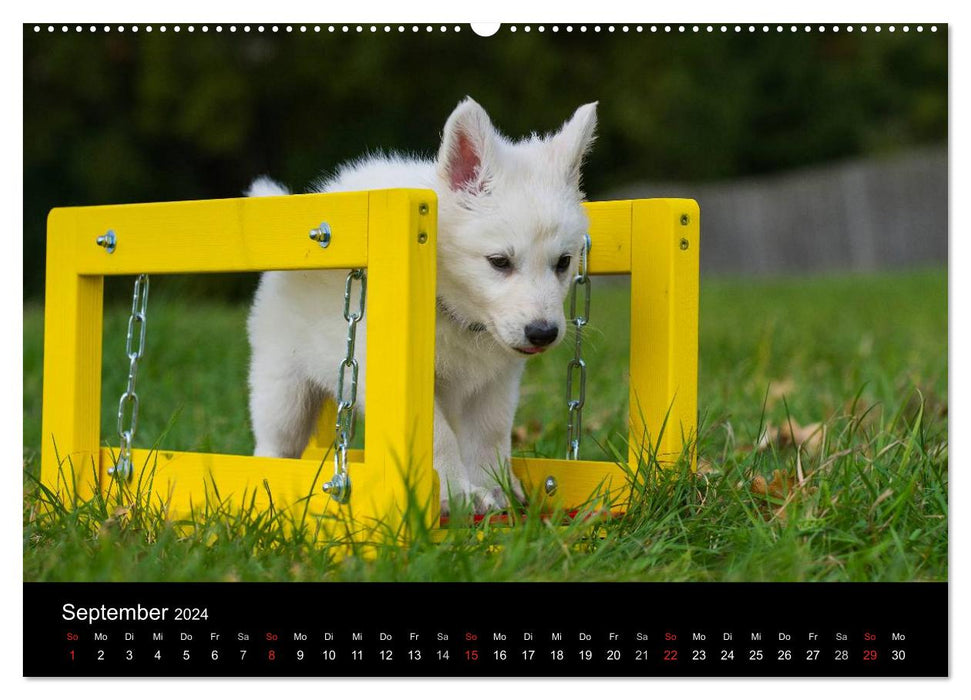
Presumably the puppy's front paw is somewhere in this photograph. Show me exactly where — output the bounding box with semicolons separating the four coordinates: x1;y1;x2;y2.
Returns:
440;483;512;516
471;486;511;514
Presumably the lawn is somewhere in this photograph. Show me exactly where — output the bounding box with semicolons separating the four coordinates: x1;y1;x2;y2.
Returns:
23;268;947;582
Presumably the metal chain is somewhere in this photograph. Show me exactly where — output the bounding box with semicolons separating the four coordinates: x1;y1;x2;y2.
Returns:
110;274;150;480
565;234;591;460
323;268;367;503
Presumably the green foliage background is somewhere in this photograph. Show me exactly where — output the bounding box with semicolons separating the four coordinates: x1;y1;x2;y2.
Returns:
23;26;946;299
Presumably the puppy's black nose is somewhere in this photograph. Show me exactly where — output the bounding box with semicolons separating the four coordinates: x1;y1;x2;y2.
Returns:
524;321;559;347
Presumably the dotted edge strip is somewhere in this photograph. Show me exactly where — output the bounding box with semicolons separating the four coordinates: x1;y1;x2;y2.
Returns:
31;24;940;35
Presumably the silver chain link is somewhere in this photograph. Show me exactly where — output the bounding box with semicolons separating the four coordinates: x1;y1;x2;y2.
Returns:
110;274;149;480
565;234;591;460
323;268;367;503
566;235;590;459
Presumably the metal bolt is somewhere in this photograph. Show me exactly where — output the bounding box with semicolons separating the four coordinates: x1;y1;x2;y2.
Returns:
323;472;351;504
680;238;690;250
96;230;117;254
544;476;558;496
108;457;132;480
680;214;690;226
309;222;332;248
419;203;429;215
417;232;428;244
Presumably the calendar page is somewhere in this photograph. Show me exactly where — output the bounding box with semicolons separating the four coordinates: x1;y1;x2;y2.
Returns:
22;19;948;679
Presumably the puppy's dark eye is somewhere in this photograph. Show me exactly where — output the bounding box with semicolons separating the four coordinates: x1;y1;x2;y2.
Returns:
555;254;572;273
487;255;512;271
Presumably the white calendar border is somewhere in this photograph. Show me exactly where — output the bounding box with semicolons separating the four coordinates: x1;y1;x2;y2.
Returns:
4;0;964;696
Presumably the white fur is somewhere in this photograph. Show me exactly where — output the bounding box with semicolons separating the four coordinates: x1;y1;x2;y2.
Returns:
247;97;598;513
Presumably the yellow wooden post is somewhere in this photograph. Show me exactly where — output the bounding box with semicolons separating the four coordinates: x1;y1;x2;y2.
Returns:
361;189;439;530
628;199;699;471
40;209;105;500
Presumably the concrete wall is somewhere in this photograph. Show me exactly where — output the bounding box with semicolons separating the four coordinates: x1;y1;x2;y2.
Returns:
603;147;947;275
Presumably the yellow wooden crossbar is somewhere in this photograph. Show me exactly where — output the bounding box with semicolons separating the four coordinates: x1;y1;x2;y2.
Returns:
60;191;370;275
39;190;699;542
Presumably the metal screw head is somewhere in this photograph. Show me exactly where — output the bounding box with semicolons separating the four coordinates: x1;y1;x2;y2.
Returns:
419;203;429;215
323;472;351;504
680;237;690;250
309;222;332;248
417;232;428;244
680;214;690;226
107;456;132;480
96;230;117;254
544;476;558;496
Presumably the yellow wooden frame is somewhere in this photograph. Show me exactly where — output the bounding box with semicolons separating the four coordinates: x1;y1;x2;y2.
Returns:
39;190;698;539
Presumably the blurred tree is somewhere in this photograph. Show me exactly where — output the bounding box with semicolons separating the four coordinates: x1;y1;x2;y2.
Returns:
23;26;946;300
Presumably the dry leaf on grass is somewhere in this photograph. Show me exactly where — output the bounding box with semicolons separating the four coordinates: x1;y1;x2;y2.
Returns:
750;469;797;520
780;420;826;456
756;419;826;458
750;469;796;500
749;468;817;521
97;505;133;537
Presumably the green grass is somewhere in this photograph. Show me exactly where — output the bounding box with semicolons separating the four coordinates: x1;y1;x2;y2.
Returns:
23;268;947;582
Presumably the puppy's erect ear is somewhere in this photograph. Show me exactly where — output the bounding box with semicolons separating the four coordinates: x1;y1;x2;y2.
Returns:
551;102;598;188
437;97;496;193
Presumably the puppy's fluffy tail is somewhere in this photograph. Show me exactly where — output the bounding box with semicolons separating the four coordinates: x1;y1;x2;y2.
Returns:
245;176;290;197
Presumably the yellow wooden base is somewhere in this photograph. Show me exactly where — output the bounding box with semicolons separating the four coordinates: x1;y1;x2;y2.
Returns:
52;448;629;545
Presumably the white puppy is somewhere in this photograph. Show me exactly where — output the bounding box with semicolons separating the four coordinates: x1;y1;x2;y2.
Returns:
247;97;597;513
